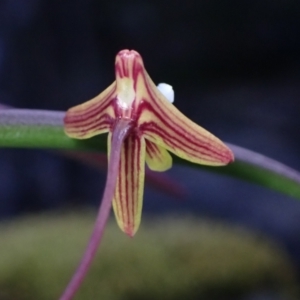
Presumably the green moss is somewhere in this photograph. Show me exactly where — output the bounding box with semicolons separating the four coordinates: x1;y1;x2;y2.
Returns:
0;212;296;299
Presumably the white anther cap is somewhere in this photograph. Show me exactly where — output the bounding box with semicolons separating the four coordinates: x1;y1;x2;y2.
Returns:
157;83;174;103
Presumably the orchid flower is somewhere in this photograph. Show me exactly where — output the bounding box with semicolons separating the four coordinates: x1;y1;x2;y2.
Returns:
64;49;233;235
60;50;233;300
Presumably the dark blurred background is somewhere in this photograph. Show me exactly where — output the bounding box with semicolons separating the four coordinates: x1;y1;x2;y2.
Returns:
0;0;300;293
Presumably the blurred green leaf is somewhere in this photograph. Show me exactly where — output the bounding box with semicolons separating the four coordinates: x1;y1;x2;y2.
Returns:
0;213;296;300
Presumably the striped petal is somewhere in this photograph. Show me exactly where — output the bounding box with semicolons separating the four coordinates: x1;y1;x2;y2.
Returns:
145;140;172;172
109;133;146;237
138;73;234;166
64;82;116;139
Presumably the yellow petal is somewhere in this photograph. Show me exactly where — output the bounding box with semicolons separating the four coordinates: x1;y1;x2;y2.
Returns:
109;133;146;237
139;73;234;166
64;82;116;139
145;140;172;172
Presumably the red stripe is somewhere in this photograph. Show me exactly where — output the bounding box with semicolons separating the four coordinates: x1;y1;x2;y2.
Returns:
133;137;138;226
146;141;162;162
140;77;222;156
140;118;226;161
130;136;139;229
139;98;227;160
116;62;124;78
146;140;155;159
67;86;115;119
144;124;228;162
65;119;111;136
66;118;110;131
123;58;128;77
118;145;124;224
134;138;141;222
137;104;211;152
65;98;113;126
110;133;120;221
124;137;130;230
142;85;210;146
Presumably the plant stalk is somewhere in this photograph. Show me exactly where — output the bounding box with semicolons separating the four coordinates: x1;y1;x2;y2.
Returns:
59;118;132;300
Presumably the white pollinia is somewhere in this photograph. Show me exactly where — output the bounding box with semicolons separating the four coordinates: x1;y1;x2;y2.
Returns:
157;83;174;103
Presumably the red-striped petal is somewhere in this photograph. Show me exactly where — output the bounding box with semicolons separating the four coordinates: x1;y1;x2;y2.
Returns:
64;82;116;139
138;73;234;166
109;133;146;237
145;140;172;172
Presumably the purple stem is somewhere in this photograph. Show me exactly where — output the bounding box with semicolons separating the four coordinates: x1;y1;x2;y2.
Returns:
59;119;132;300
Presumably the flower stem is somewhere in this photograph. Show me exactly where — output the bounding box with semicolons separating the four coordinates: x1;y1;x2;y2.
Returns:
59;119;132;300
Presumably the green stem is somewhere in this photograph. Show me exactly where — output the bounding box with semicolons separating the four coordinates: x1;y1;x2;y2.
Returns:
0;109;300;200
0;109;103;150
